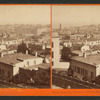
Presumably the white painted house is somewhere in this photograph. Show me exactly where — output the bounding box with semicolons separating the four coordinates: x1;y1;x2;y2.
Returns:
0;45;6;51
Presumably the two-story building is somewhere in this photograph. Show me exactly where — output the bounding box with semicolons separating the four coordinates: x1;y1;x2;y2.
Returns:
70;54;100;81
0;52;43;81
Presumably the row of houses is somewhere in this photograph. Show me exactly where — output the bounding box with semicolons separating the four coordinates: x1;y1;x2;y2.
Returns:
63;38;100;47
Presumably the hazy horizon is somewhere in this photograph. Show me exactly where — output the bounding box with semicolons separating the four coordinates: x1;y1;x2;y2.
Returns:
52;6;100;28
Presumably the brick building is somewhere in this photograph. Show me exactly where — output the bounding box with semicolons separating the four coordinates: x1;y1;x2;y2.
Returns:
70;54;100;81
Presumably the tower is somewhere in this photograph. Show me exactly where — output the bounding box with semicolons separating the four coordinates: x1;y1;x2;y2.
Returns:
52;32;60;68
59;24;62;30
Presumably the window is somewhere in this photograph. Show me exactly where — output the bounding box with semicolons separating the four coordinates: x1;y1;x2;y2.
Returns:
0;68;1;75
52;61;54;66
52;42;54;48
79;67;81;74
73;65;75;71
82;69;84;75
91;72;94;79
77;67;80;74
27;61;29;66
2;69;5;76
8;71;11;78
0;69;5;76
72;65;74;71
34;60;36;65
52;51;54;58
76;67;78;72
85;69;88;75
74;66;76;72
80;68;83;75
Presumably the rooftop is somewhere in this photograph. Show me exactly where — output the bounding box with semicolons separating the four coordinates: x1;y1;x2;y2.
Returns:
62;38;100;43
0;53;40;65
7;45;18;50
2;38;17;41
71;54;100;66
52;32;59;38
72;50;83;55
53;68;68;72
38;63;50;69
84;38;100;41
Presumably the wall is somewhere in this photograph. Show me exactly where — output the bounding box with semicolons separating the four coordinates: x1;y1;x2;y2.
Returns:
24;58;43;66
13;62;24;75
52;37;60;68
3;40;18;45
13;58;43;75
86;40;100;46
0;63;13;81
0;45;6;50
81;45;90;52
52;73;100;89
64;42;72;47
96;64;100;76
59;62;70;69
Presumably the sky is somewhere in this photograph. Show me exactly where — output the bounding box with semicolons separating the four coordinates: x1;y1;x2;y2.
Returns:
52;6;100;28
0;5;50;25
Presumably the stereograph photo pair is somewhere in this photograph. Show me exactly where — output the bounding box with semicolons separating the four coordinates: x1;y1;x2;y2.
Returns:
0;4;100;96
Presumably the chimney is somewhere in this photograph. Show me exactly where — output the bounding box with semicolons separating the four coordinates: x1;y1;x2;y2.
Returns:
83;52;86;58
1;39;3;44
42;45;45;50
1;53;3;57
35;51;37;57
85;40;87;45
26;50;28;55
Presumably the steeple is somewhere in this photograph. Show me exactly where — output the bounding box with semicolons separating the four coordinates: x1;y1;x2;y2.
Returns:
59;24;61;30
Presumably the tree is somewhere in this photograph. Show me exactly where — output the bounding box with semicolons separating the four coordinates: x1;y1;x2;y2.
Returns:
10;74;28;84
43;48;50;57
94;75;100;85
82;75;89;81
67;67;73;76
17;42;28;54
61;46;72;61
34;68;50;86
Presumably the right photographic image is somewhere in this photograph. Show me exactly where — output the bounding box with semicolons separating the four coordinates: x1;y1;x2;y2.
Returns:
52;5;100;89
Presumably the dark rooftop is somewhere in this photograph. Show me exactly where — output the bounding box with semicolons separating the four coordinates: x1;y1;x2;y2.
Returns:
71;54;100;66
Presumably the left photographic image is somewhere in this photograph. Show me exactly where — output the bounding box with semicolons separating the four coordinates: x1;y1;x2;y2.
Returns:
0;5;51;89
